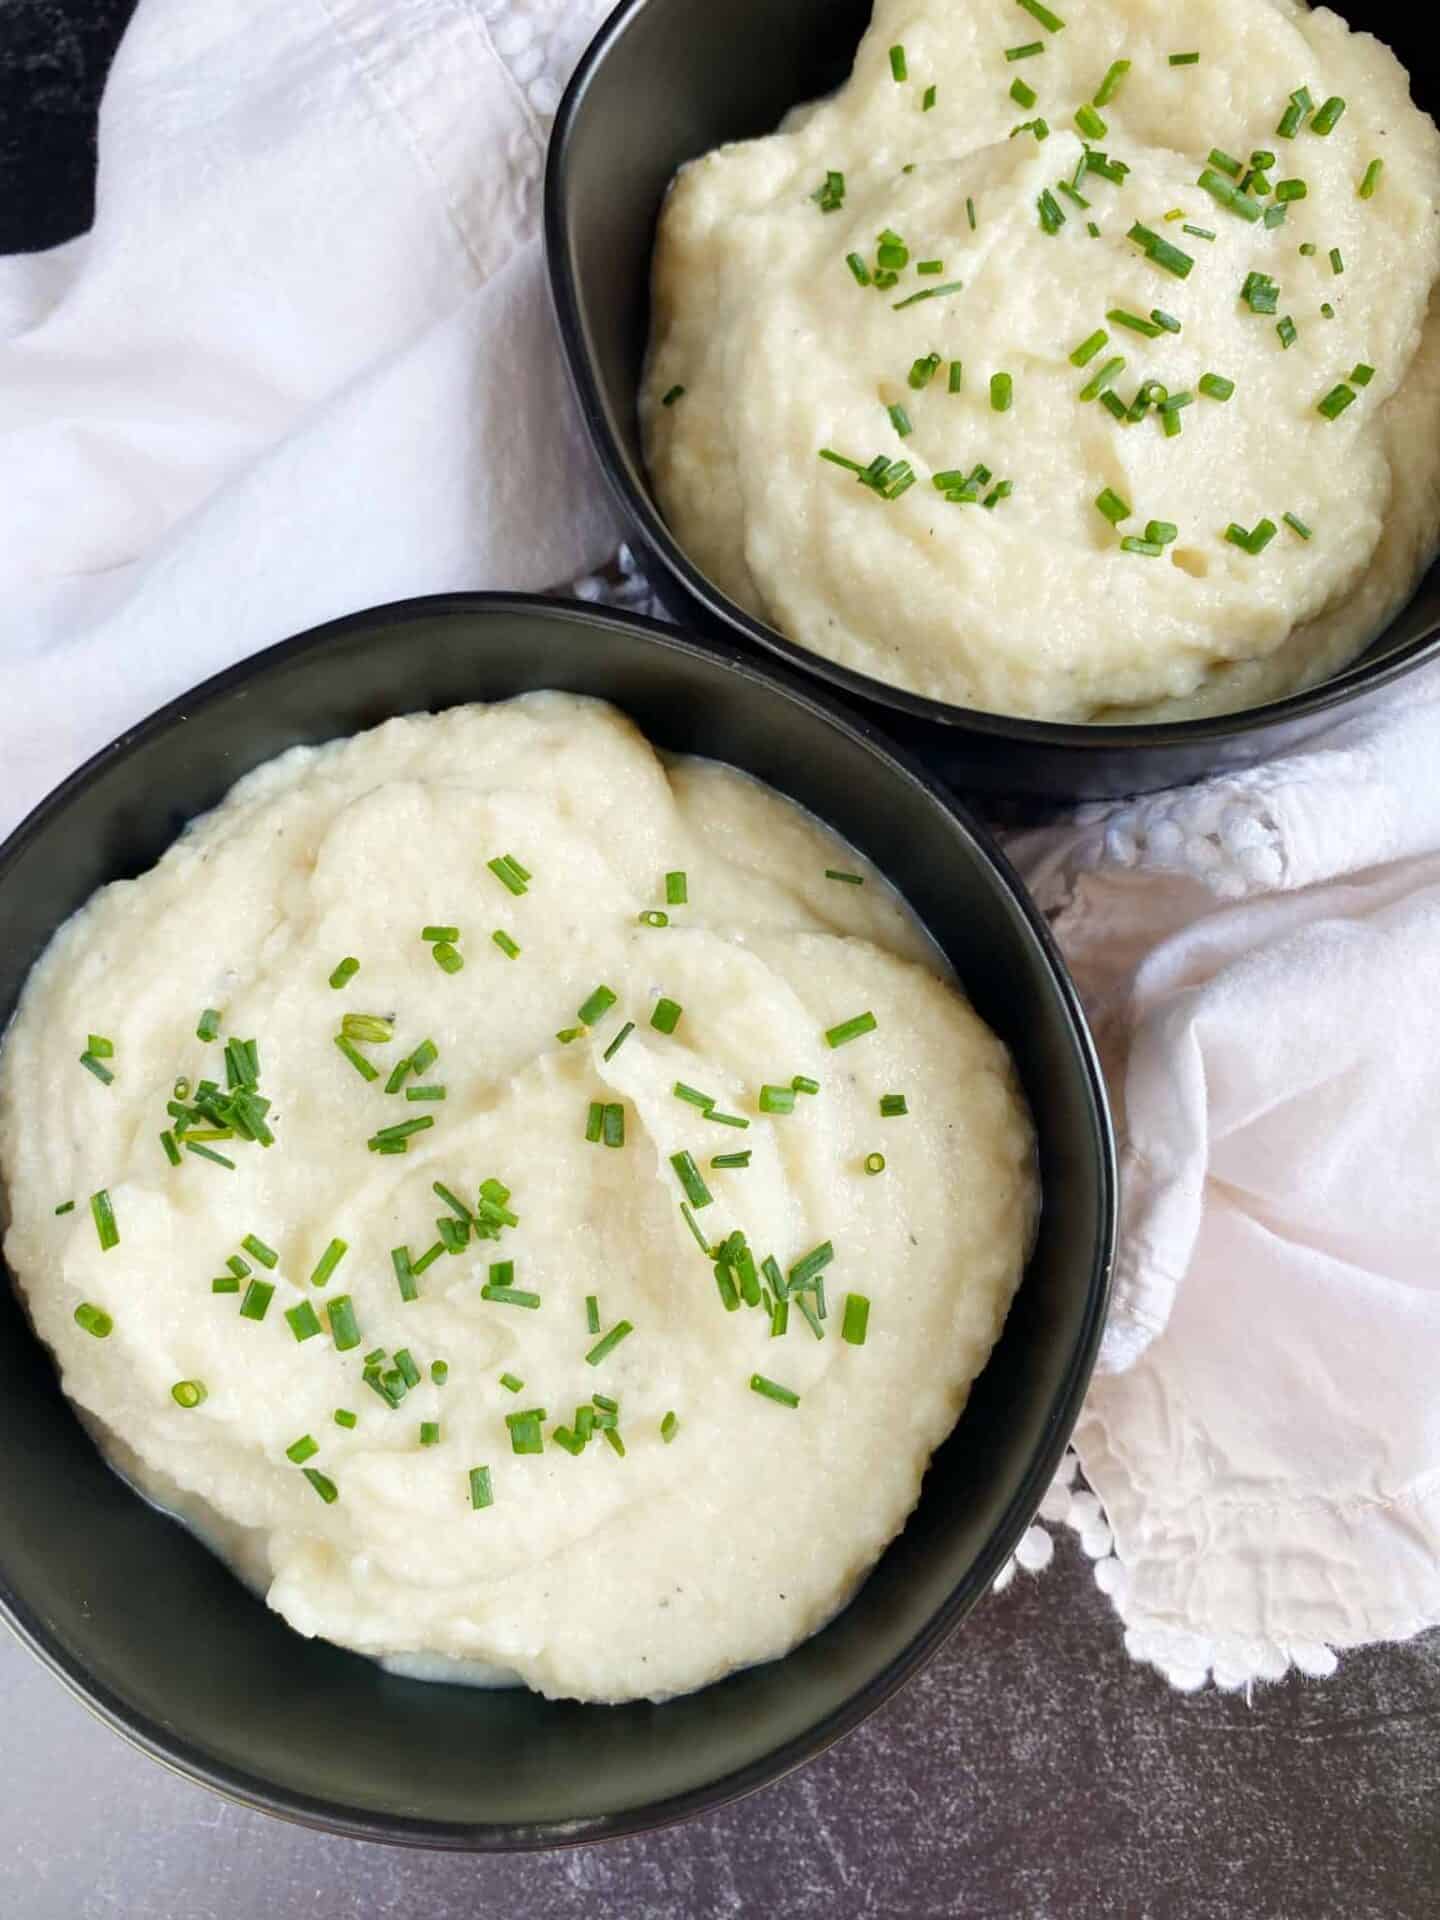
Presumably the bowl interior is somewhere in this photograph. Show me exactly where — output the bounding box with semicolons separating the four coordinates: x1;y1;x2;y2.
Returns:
547;0;1440;756
0;598;1112;1847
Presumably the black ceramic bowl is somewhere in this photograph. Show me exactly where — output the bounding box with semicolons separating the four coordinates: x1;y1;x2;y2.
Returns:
546;0;1440;803
0;596;1114;1848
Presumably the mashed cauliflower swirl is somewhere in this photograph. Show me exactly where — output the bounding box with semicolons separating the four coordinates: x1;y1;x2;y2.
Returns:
644;0;1440;721
0;697;1036;1704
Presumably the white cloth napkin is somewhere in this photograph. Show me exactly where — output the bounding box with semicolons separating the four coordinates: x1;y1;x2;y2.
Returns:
5;0;1439;1692
0;0;621;835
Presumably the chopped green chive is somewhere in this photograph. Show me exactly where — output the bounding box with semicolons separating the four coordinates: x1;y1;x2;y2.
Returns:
1311;96;1346;136
602;1021;635;1064
366;1115;435;1152
1183;224;1216;241
334;1408;358;1429
664;870;688;907
1199;372;1235;401
1108;309;1164;339
680;1201;712;1255
482;1280;542;1309
333;1033;379;1082
825;867;865;885
1095;488;1131;525
887;403;913;439
879;1093;909;1117
239;1279;274;1322
421;926;460;945
1275;179;1307;204
792;1075;820;1095
891;280;963;310
1284;512;1314;541
499;1372;524;1395
160;1129;181;1167
1057;180;1091;212
487;854;530;897
212;1275;240;1293
327;1294;361;1351
302;1468;339;1504
469;1465;495;1508
846;252;872;287
432;1180;472;1225
286;1434;319;1465
74;1303;113;1338
865;1151;887;1175
922;83;937;111
1128;223;1195;276
1329;247;1344;275
1321;302;1336;319
908;351;942;388
419;1421;440;1448
1226;519;1279;555
1277;87;1313;140
90;1189;119;1252
639;909;669;928
488;929;522;962
1168;51;1199;65
1074;105;1107;142
811;169;845;214
327;959;358;991
967;196;978;231
650;997;682;1034
1006;42;1044;62
888;43;906;81
660;1411;679;1444
1209;149;1243;179
1318;383;1357;420
750;1374;800;1409
711;1150;752;1168
1010;76;1037;109
1277;315;1298;350
1079;356;1126;402
841;1293;871;1345
660;384;685;407
1093;59;1130;107
670;1151;713;1209
431;941;463;974
788;1242;834;1292
1196;169;1262;222
1037;188;1065;235
393;1348;420;1389
674;1082;714;1111
825;1011;877;1048
990;372;1014;412
577;984;617;1027
714;1261;740;1312
759;1084;797;1115
241;1234;278;1269
1359;158;1384;200
602;1103;625;1149
1351;363;1376;387
1100;390;1127;421
1120;537;1164;557
585;1294;601;1336
285;1301;323;1343
1241;271;1280;314
586;1320;633;1367
406;1085;447;1103
341;1013;392;1046
1070;328;1109;367
54;1200;75;1215
86;1033;114;1059
1015;0;1065;29
79;1052;114;1086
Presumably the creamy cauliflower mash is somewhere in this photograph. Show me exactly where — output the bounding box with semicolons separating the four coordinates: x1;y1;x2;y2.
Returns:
0;697;1036;1704
643;0;1440;721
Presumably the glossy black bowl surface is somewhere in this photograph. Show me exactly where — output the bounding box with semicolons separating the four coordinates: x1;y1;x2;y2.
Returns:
545;0;1440;801
0;596;1113;1849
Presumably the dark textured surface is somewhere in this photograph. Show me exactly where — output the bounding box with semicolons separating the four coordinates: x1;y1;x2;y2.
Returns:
2;4;1439;1915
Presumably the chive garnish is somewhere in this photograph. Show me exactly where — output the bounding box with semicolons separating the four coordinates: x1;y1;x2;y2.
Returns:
891;279;964;311
601;1021;635;1065
302;1468;339;1505
714;1261;740;1312
327;958;358;992
1128;224;1195;276
1351;363;1376;387
1120;537;1163;557
577;984;617;1027
639;909;669;928
675;1082;714;1111
1015;0;1064;28
1095;489;1131;526
887;403;913;439
908;351;942;388
1196;169;1262;223
74;1303;113;1338
1329;247;1344;275
865;1151;887;1174
664;870;689;908
482;1280;542;1309
1006;42;1044;62
1079;356;1125;402
1321;303;1336;319
394;1349;421;1389
650;997;682;1034
602;1103;625;1149
792;1075;820;1096
670;1152;713;1209
287;1434;319;1465
1277;87;1313;139
888;43;906;81
327;1294;361;1351
1241;271;1279;314
586;1320;633;1367
825;1011;877;1048
55;1200;75;1215
285;1301;322;1343
85;1033;114;1059
1277;316;1298;350
1183;224;1216;241
789;1242;834;1292
79;1052;114;1086
1074;105;1107;142
334;1409;358;1429
1284;513;1313;541
89;1188;119;1252
1311;96;1346;136
1070;329;1109;367
680;1202;711;1254
499;1372;524;1395
811;170;845;214
1275;179;1307;204
990;372;1014;412
922;84;937;111
187;1143;236;1169
487;854;530;897
1318;383;1356;420
660;1411;679;1444
1108;309;1164;339
412;1241;445;1276
160;1130;181;1167
880;1093;909;1117
1010;76;1037;110
418;1421;440;1448
333;1033;379;1081
660;384;686;408
1037;189;1065;235
1012;118;1050;143
1093;59;1130;107
967;196;977;231
421;926;460;945
1100;391;1127;421
433;1180;472;1224
759;1084;796;1115
1209;149;1243;178
1199;372;1235;401
846;252;871;287
1359;159;1384;200
750;1374;800;1409
468;1465;495;1508
431;941;463;974
366;1115;435;1152
825;868;865;886
241;1234;277;1269
712;1150;752;1168
239;1279;274;1322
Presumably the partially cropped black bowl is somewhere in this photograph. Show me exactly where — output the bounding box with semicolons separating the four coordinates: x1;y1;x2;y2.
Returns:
0;596;1114;1848
546;0;1440;803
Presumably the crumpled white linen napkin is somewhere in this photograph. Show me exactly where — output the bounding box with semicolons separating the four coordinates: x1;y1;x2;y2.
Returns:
5;0;1440;1693
0;0;621;835
1005;667;1440;1687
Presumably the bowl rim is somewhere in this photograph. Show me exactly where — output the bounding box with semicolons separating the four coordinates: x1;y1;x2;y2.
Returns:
544;0;1440;751
0;590;1116;1850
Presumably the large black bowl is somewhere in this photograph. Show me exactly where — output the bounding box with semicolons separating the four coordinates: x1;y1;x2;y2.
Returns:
0;596;1114;1847
545;0;1440;802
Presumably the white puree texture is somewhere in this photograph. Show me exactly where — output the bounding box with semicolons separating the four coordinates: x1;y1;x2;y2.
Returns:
0;696;1036;1703
644;0;1440;720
